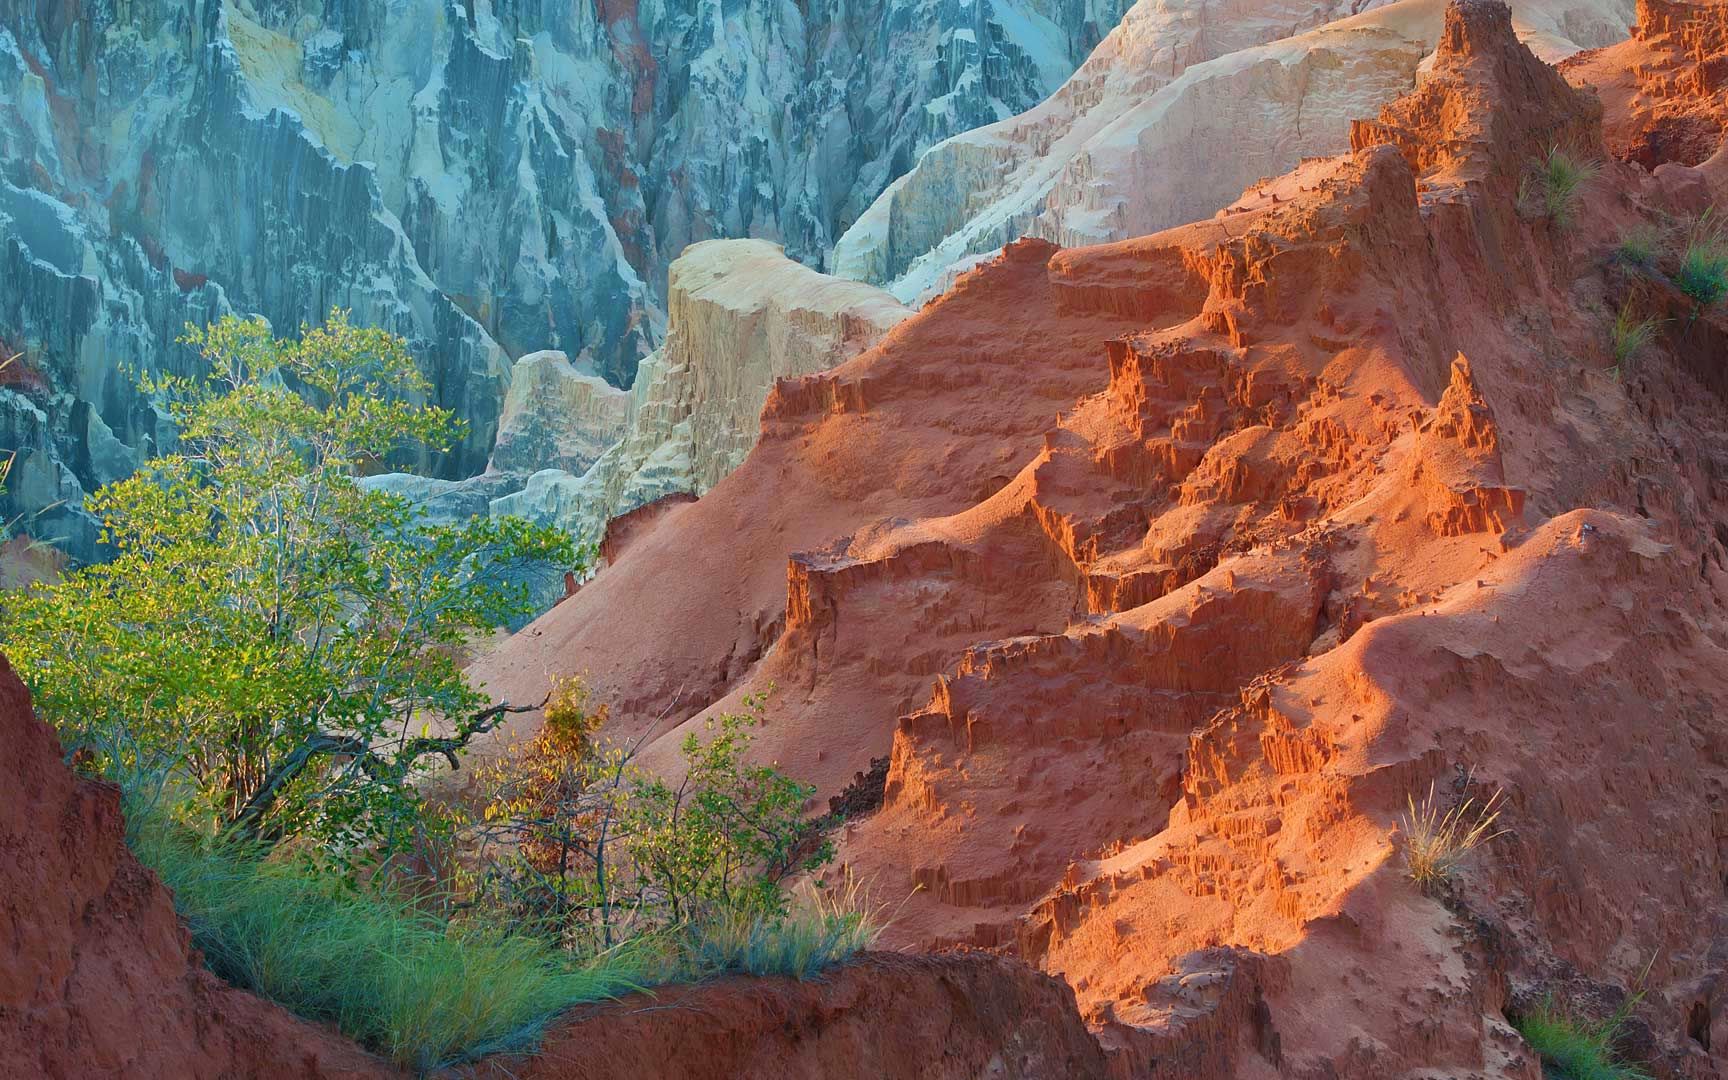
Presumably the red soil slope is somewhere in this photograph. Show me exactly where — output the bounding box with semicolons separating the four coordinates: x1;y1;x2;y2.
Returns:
474;0;1728;1075
447;952;1107;1080
0;654;394;1080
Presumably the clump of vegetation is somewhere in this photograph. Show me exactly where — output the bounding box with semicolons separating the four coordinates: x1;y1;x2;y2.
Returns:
680;872;886;981
3;310;578;863
1608;300;1663;379
1514;996;1652;1080
1400;780;1504;892
1526;146;1600;228
1675;209;1728;314
467;682;845;959
9;312;878;1069
1615;225;1662;268
129;806;642;1072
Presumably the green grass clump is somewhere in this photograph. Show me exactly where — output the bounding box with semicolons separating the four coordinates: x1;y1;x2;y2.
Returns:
1609;301;1662;377
1514;998;1651;1080
1676;210;1728;311
678;875;885;981
1531;146;1600;229
129;816;641;1072
1616;225;1661;267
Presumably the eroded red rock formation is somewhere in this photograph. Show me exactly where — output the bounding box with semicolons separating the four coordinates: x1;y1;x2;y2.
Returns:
0;656;394;1079
473;0;1728;1074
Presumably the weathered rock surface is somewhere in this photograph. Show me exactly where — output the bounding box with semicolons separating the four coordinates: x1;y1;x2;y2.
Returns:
0;653;395;1079
472;1;1728;1074
492;239;912;543
1562;0;1728;167
445;952;1109;1080
0;0;1124;555
832;0;1637;304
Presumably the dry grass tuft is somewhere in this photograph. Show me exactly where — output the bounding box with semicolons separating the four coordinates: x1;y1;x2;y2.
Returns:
1401;781;1504;892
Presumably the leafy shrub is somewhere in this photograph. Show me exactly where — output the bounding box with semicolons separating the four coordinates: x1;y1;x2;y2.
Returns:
1514;997;1651;1080
1676;210;1728;311
129;811;640;1072
4;311;579;862
1400;781;1503;892
1528;146;1599;229
468;688;834;947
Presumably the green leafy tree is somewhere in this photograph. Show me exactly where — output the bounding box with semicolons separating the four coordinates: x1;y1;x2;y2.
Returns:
2;310;578;859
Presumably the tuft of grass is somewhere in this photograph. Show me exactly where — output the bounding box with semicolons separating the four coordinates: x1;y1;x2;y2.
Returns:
1675;209;1728;312
1400;781;1504;892
129;814;641;1073
1608;300;1663;377
1616;225;1661;267
1532;146;1600;229
678;873;886;982
1514;997;1652;1080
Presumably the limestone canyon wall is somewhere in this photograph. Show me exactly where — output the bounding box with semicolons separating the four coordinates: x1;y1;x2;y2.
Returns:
0;0;1124;555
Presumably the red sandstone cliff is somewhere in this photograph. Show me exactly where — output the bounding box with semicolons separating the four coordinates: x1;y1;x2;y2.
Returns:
472;1;1728;1075
0;654;394;1079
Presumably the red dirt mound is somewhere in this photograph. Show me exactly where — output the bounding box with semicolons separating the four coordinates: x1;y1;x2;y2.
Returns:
473;0;1728;1075
0;653;394;1079
446;952;1107;1080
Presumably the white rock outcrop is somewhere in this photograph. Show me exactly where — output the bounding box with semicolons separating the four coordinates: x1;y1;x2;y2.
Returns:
832;0;1636;304
492;239;911;542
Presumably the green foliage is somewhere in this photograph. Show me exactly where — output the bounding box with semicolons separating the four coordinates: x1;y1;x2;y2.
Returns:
1675;209;1728;311
1514;997;1651;1080
128;808;640;1073
1529;146;1600;229
1608;301;1662;378
677;873;884;981
626;695;832;924
1615;225;1661;267
469;688;836;948
3;310;579;861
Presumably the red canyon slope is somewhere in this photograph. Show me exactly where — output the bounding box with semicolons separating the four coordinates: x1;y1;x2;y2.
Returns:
474;0;1728;1074
0;655;393;1079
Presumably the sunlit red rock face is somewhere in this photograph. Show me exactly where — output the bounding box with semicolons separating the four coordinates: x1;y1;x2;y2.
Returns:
1563;0;1728;168
475;0;1728;1074
0;655;394;1080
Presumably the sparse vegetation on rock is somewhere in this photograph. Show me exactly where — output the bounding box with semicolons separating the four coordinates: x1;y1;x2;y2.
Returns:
1676;209;1728;312
1399;782;1504;893
1514;996;1652;1080
1525;145;1600;227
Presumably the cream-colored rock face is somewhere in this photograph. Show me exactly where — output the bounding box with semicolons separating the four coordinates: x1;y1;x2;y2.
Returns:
491;239;912;542
833;0;1634;303
489;351;631;477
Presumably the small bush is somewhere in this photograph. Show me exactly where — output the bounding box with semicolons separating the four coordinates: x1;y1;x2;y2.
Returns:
1514;997;1651;1080
1608;300;1662;377
130;813;640;1072
1529;146;1600;228
678;873;885;981
1400;781;1503;892
1676;210;1728;311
